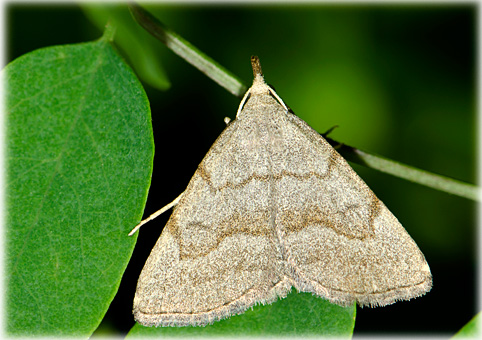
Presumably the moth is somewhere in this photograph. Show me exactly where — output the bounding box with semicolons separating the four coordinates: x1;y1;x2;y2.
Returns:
131;56;432;327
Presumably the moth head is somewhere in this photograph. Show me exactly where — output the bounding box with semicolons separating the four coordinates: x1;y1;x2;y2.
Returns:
250;75;271;95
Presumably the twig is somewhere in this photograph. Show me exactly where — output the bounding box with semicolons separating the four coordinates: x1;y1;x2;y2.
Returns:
128;3;247;97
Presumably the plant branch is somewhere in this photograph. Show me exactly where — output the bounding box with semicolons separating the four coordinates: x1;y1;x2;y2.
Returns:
325;138;479;202
128;3;247;97
128;3;479;202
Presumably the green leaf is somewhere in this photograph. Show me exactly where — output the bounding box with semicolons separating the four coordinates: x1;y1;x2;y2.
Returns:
81;3;170;91
127;290;356;337
5;33;154;336
453;312;481;339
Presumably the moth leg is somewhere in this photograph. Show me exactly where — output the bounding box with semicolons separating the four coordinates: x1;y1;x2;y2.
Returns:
321;125;339;137
128;192;184;236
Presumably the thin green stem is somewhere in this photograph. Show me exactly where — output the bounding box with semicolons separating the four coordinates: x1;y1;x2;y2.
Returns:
128;3;247;97
325;138;479;202
101;21;116;42
129;3;479;202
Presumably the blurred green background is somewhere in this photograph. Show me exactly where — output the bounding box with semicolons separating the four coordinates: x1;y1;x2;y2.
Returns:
7;3;476;336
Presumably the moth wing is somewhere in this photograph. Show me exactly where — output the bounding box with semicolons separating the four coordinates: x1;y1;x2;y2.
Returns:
274;112;432;307
133;119;291;327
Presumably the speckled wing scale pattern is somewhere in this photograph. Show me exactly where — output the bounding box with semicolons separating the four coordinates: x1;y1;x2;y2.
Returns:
133;56;432;327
